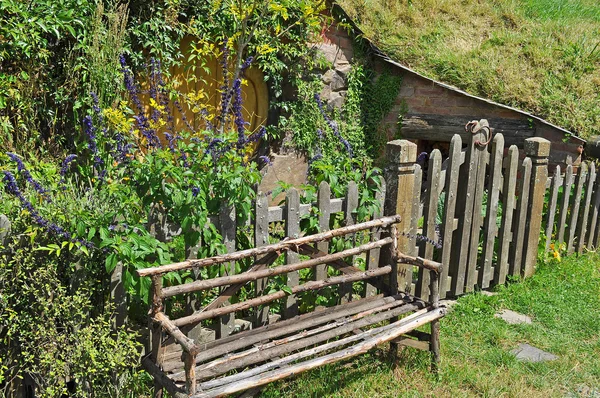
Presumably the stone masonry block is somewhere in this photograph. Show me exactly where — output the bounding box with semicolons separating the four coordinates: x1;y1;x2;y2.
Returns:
525;137;551;158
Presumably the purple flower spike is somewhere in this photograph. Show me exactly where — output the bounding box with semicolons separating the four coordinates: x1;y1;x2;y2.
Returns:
259;156;272;166
6;152;49;198
314;94;353;158
60;154;77;176
2;171;94;248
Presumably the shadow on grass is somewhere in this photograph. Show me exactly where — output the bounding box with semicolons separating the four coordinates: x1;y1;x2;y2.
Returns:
258;344;433;398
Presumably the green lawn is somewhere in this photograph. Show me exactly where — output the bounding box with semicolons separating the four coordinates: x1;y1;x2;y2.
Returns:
259;252;600;397
337;0;600;139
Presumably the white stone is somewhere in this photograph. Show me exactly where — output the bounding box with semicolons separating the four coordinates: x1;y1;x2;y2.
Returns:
495;309;532;325
511;343;558;362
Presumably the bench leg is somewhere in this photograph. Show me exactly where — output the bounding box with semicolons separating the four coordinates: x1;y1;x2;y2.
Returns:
430;319;440;373
151;324;164;398
184;352;197;394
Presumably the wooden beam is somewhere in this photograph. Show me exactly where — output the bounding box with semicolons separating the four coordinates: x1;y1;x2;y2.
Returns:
401;113;534;145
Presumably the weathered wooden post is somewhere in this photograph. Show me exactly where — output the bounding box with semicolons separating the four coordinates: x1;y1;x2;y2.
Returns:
384;139;417;293
522;137;551;277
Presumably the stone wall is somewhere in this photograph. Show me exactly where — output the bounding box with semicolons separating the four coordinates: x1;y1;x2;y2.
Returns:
315;23;354;110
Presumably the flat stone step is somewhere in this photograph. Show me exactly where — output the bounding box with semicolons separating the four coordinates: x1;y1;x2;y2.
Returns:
494;309;532;325
511;343;558;362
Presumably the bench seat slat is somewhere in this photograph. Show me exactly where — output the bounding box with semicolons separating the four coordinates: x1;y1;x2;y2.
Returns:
192;306;447;398
169;295;427;382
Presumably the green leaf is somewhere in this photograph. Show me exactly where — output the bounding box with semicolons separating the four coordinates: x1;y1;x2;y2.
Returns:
105;253;118;273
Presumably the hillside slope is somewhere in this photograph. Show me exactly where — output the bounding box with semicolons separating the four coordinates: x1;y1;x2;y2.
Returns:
337;0;600;139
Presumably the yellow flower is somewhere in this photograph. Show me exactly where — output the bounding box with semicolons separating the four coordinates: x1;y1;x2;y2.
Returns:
553;250;561;262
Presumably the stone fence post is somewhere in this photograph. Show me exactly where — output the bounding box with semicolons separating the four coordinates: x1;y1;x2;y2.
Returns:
522;137;551;277
384;140;417;293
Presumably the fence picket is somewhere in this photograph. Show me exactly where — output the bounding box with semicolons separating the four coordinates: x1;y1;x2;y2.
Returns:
254;193;270;327
576;163;595;253
509;158;532;277
416;150;442;300
340;182;358;303
439;135;461;298
588;176;600;249
557;164;574;246
479;134;504;288
567;163;587;254
218;203;236;338
316;182;331;282
409;164;422;294
284;188;300;319
545;166;562;251
495;145;519;285
465;125;490;293
366;180;386;297
450;131;482;295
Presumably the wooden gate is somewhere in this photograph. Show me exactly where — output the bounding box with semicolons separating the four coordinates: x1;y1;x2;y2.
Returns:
384;119;551;300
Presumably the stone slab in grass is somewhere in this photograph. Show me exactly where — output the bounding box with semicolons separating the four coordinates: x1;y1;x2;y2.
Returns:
494;309;532;325
511;343;558;362
479;290;498;296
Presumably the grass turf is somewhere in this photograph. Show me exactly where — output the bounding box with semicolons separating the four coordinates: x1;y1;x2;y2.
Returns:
336;0;600;139
259;251;600;397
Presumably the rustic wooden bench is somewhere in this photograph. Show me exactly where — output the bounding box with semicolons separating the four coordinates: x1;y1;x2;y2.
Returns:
137;215;446;398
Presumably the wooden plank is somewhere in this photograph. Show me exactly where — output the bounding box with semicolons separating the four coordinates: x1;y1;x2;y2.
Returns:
340;181;358;303
197;306;432;391
254;192;270;327
267;199;344;223
383;140;418;296
284;188;300;319
192;308;447;398
545;166;562;251
509;158;532;277
465;125;489;292
557;164;574;246
182;300;427;383
217;204;236;338
522;137;551;278
189;294;391;364
193;298;412;386
479;134;504;288
567;162;587;254
577;162;595;253
450;131;479;295
366;180;386;297
494;145;518;285
416;150;442;300
401;114;534;145
587;175;600;249
407;164;422;294
439;135;462;298
316;181;331;282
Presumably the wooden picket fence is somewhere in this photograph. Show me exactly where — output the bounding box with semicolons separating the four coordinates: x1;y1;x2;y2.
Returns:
133;118;599;345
